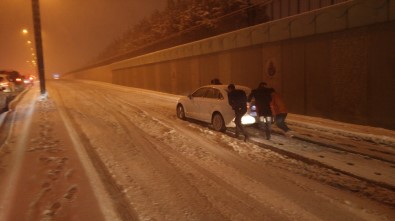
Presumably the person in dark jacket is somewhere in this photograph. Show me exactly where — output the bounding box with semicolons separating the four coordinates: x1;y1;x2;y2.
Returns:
228;84;248;141
248;82;273;140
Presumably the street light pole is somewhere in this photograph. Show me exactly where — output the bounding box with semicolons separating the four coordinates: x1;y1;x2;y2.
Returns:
31;0;46;95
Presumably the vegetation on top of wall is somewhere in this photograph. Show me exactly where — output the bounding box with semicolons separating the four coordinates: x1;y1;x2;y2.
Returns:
95;0;269;63
92;0;349;66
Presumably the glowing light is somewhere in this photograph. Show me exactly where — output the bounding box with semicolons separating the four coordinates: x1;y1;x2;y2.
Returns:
22;29;28;34
52;73;60;79
241;115;256;125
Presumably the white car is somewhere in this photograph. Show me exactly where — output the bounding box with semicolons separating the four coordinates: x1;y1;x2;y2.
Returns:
0;91;6;112
0;74;14;93
176;84;256;132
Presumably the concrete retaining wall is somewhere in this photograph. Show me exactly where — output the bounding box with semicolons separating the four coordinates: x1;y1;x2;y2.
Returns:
65;0;395;129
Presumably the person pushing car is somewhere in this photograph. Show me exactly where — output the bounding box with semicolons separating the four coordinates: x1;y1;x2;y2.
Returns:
227;84;249;141
248;82;273;140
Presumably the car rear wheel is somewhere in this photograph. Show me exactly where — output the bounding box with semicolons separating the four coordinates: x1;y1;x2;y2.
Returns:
212;113;226;132
176;104;186;120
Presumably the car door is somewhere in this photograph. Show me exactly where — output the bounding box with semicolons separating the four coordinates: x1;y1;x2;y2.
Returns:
186;87;208;120
200;87;222;122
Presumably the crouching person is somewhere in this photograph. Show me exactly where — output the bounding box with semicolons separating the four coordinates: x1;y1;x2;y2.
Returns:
270;89;293;137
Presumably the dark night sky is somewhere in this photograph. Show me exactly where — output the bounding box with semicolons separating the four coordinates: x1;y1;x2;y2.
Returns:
0;0;166;77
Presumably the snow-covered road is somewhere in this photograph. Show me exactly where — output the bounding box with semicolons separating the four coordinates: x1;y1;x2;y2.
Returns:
1;80;394;220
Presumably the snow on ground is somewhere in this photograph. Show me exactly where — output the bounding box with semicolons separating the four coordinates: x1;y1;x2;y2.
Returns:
1;80;395;221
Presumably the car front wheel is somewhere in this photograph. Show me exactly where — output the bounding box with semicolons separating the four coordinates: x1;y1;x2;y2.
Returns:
212;113;226;132
176;104;186;120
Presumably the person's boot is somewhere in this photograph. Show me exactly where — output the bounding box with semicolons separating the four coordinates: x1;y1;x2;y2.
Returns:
235;130;239;138
265;126;271;140
244;133;249;142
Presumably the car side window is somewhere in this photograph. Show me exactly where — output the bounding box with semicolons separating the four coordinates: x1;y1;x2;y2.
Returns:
191;88;208;98
205;88;222;99
218;91;224;99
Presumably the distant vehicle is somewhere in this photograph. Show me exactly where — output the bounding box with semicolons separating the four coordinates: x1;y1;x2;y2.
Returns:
0;70;25;113
0;70;26;91
23;75;35;85
0;76;12;112
0;91;6;112
53;73;60;79
176;84;256;132
0;74;14;93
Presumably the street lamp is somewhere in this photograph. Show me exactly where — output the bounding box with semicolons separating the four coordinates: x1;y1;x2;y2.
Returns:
21;30;37;78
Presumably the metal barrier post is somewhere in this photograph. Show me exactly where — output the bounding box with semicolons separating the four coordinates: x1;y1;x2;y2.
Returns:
31;0;46;95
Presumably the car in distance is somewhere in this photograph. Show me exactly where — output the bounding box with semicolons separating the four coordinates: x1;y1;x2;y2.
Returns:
0;92;6;112
0;74;14;93
176;84;256;132
0;76;11;112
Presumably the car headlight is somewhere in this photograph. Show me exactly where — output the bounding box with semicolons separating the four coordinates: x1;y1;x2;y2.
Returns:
242;115;256;124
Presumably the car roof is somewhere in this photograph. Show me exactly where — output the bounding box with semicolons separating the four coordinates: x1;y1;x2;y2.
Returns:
203;84;251;91
0;74;10;79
